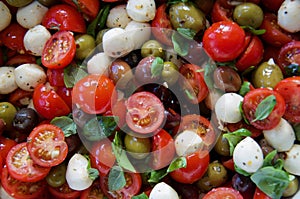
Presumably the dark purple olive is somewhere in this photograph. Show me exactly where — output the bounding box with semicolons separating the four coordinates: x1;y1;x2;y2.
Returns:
12;108;38;133
232;173;255;199
172;181;200;199
213;66;242;92
134;56;160;84
122;49;142;68
65;134;81;158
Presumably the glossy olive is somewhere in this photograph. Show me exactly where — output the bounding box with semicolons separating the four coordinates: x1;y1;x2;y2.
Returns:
233;2;264;28
196;161;228;192
161;62;179;86
252;60;284;88
95;29;109;46
6;0;33;7
232;173;256;198
38;0;57;6
214;132;230;156
283;176;299;197
169;2;206;33
109;59;134;89
0;102;17;130
213;66;242;92
46;163;67;188
141;40;165;58
135;56;160;84
124;133;151;159
75;34;96;60
12;108;38;133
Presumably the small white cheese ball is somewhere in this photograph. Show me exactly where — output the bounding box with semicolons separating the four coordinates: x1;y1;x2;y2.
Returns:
87;52;112;76
102;28;134;58
233;136;264;173
0;67;18;94
214;93;244;123
0;2;11;31
263;118;295;152
125;21;151;49
126;0;156;22
284;144;300;176
14;63;47;91
175;130;203;157
66;153;93;191
106;4;132;28
16;1;48;29
149;182;179;199
278;0;300;33
24;25;51;56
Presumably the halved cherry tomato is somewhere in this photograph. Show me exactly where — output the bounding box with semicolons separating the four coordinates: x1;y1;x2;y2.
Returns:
125;91;165;134
90;139;116;177
80;179;105;199
170;150;210;184
48;181;82;199
179;64;209;104
203;187;243;199
42;30;76;69
242;88;286;130
211;0;232;23
56;86;73;109
27;124;68;167
226;120;262;138
253;187;272;199
0;136;17;163
274;76;300;123
33;83;71;120
72;74;116;114
110;99;127;129
5;54;36;66
8;88;33;107
42;4;86;33
100;172;142;199
1;166;48;199
62;0;100;21
6;142;51;182
277;41;300;73
47;68;65;87
150;128;176;170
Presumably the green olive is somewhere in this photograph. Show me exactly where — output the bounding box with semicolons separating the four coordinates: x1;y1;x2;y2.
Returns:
124;134;151;159
0;102;17;130
233;2;264;29
252;60;284;88
37;0;57;7
169;2;206;33
75;34;96;60
214;132;230;156
161;62;179;86
196;161;228;192
95;29;109;46
46;163;66;188
6;0;33;7
141;40;165;58
283;176;299;197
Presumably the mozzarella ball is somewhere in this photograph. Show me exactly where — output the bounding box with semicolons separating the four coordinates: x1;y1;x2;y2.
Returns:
0;67;18;94
125;21;151;49
126;0;156;22
263;118;295;152
233;136;264;173
149;182;179;199
66;153;93;191
16;1;48;29
278;0;300;33
24;25;51;56
175;130;203;157
87;52;112;76
0;2;12;31
106;4;132;28
214;93;244;123
14;64;47;91
102;28;134;58
284;144;300;176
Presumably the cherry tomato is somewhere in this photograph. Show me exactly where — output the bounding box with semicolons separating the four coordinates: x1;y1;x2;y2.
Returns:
90;139;116;177
42;4;86;33
1;166;47;199
48;181;82;199
274;76;300;123
0;136;17;163
47;68;65;87
277;41;300;73
8;88;33;107
179;64;209;104
125;91;165;134
5;54;36;66
253;187;272;199
150;129;176;170
170;150;210;184
222;157;235;171
203;21;246;62
211;0;232;23
110;99;127;129
56;86;73;109
203;187;243;199
27;124;68;167
80;179;105;199
226;120;262;138
151;4;173;46
6;142;51;182
242;88;286;130
72;74;116;114
100;172;142;199
33;83;71;120
62;0;100;21
42;30;76;69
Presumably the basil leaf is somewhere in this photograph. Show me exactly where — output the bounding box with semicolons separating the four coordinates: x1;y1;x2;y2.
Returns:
148;168;168;183
50;116;77;137
262;150;277;167
177;28;196;40
88;168;99;181
108;166;126;191
64;63;88;88
223;128;252;155
204;60;217;90
251;166;290;199
167;156;187;173
239;81;251;96
234;164;251;176
87;4;110;37
239;101;250;125
132;193;149;199
172;32;189;57
240;26;266;35
252;95;276;122
293;123;300;141
151;57;164;78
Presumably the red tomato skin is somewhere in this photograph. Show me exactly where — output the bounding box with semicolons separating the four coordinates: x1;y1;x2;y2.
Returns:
62;0;100;21
203;187;243;199
0;136;17;163
278;40;300;72
274;76;300;123
170;150;210;184
211;0;232;23
5;54;36;66
56;86;73;109
42;4;86;33
8;88;33;107
47;68;65;87
48;182;82;199
80;180;104;199
226;120;262;138
203;21;246;62
253;187;272;199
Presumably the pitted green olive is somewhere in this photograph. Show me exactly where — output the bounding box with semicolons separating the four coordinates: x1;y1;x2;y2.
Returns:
233;2;264;28
141;40;165;58
75;34;96;60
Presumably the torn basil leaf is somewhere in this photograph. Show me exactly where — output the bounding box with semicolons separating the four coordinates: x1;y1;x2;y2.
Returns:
252;95;276;122
108;166;126;191
50;115;77;137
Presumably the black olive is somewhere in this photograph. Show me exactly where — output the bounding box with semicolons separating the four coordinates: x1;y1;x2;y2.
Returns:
13;108;38;133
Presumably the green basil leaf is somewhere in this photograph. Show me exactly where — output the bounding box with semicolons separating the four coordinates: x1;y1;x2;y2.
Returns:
167;156;187;173
87;4;110;37
50;116;77;137
167;0;189;5
234;164;251;176
172;32;189;57
151;57;164;78
98;116;118;137
177;28;196;40
252;95;276;122
204;60;217;90
132;193;149;199
108;166;126;191
223;128;252;155
262;150;277;167
250;166;290;199
148;168;168;183
64;63;88;88
293;123;300;141
240;26;266;35
88;168;99;181
239;81;251;96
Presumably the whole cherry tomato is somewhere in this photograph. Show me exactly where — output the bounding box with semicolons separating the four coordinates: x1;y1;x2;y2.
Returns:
47;68;65;87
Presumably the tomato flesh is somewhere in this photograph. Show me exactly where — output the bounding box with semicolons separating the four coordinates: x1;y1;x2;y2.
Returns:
203;187;243;199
